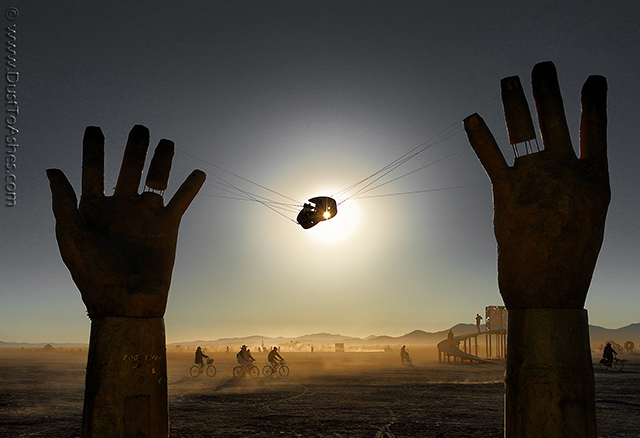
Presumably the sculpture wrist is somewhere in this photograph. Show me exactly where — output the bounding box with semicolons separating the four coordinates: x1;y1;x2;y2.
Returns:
505;308;596;438
82;317;168;438
83;290;169;319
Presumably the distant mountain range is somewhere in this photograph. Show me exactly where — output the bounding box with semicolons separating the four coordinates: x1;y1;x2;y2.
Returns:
177;323;640;348
169;324;481;348
0;340;88;349
3;323;640;350
589;323;640;344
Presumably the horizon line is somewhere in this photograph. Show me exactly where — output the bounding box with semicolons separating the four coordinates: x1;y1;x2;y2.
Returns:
2;321;638;346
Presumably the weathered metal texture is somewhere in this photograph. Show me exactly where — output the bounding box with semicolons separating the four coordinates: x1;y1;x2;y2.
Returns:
501;76;536;145
505;309;596;438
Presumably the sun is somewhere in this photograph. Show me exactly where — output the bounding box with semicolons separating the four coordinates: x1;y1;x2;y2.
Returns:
306;200;361;244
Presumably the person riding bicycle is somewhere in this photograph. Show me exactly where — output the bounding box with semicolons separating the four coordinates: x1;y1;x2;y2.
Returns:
195;346;210;368
268;346;284;370
400;345;412;365
603;342;617;365
237;345;254;373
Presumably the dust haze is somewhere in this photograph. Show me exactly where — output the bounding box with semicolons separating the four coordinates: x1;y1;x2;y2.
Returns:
1;343;638;437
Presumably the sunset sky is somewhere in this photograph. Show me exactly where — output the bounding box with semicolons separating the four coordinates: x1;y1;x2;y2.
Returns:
2;1;639;344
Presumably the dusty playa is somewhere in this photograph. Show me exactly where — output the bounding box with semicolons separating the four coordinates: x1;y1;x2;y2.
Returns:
0;348;638;437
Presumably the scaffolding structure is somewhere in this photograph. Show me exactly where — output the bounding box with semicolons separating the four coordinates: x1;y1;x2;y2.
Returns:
437;306;508;363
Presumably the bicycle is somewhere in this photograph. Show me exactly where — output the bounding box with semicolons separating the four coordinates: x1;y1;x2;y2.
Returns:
190;358;217;377
262;360;290;377
401;354;413;367
599;355;624;371
233;362;260;379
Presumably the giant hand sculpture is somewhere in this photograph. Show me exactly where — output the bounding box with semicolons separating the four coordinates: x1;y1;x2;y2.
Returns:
47;125;205;438
464;62;609;437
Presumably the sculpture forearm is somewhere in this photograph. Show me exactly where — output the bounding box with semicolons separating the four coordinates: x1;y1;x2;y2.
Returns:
505;308;596;438
82;317;168;438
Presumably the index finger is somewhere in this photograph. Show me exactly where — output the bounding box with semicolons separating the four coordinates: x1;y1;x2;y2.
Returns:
166;170;207;219
464;113;509;183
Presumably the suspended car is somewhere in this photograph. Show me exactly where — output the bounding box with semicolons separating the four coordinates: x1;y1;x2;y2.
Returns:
296;196;338;229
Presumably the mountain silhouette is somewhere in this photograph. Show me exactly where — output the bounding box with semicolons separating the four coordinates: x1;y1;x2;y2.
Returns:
3;323;638;349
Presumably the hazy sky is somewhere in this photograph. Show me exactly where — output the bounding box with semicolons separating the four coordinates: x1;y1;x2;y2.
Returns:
2;1;639;344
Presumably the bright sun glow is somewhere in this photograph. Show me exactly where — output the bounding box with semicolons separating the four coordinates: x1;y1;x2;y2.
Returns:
307;200;361;244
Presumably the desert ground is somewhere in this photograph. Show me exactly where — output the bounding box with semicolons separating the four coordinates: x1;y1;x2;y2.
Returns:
0;347;638;437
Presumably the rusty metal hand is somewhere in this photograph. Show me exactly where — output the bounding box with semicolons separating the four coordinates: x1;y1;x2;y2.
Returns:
47;125;206;318
464;61;610;309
